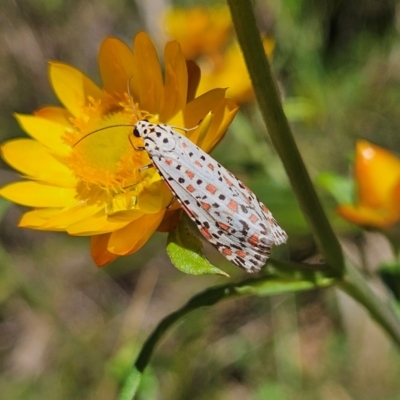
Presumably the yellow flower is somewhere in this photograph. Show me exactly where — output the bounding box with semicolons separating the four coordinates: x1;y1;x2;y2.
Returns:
337;140;400;228
164;6;274;103
0;32;238;266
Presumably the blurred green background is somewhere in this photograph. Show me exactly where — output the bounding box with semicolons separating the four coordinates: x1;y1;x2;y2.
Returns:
1;0;400;399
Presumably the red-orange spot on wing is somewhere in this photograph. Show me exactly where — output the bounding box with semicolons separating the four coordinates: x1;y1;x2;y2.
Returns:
228;200;238;212
207;163;214;171
195;160;203;167
218;222;230;231
200;227;212;239
185;170;195;179
201;202;211;211
235;250;246;258
249;214;259;223
165;158;173;165
206;184;217;194
224;177;233;187
222;247;233;256
186;184;195;193
248;233;259;246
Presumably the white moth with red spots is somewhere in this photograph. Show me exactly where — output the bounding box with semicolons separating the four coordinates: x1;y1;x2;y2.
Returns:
133;120;287;273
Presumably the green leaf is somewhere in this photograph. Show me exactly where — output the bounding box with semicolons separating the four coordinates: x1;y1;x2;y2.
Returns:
166;216;229;277
316;172;354;205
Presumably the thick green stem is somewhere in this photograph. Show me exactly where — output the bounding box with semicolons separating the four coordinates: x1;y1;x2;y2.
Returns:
227;0;400;347
227;0;344;275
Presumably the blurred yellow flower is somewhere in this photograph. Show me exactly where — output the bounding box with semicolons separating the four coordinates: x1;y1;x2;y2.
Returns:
337;140;400;228
0;32;238;266
164;6;274;103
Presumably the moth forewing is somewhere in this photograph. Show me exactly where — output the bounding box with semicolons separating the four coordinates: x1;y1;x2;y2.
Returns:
133;120;287;272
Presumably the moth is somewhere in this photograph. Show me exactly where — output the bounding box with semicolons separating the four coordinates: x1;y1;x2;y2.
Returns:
133;120;287;272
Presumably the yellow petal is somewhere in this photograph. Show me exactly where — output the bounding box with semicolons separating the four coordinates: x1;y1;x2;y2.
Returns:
35;106;72;126
91;233;119;266
182;88;227;128
0;182;76;207
49;62;103;116
137;180;174;213
1;139;76;187
15;113;71;156
355;140;400;209
202;99;239;152
66;211;131;236
160;40;188;121
19;209;65;230
41;203;105;229
98;37;137;96
133;32;164;114
107;210;165;255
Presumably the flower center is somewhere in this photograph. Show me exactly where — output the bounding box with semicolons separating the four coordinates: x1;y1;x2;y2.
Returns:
64;94;165;214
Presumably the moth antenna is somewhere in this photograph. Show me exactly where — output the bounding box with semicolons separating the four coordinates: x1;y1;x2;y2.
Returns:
73;124;135;147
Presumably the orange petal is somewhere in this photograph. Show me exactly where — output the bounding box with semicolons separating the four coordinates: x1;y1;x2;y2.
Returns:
0;181;76;207
337;204;397;228
1;139;76;187
49;62;103;117
98;37;137;96
186;60;201;103
157;208;182;232
160;40;188;121
355;140;400;209
14;113;71;156
91;234;119;266
107;210;165;255
133;32;164;115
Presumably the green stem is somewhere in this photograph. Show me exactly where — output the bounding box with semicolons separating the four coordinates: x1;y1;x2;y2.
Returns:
227;0;344;275
226;0;400;348
118;258;334;399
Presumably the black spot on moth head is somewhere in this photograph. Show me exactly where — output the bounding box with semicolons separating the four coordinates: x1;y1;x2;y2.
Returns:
163;138;168;143
133;127;140;138
156;131;162;138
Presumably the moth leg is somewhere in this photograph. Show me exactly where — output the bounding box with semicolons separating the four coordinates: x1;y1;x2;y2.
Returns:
128;132;145;150
139;164;154;172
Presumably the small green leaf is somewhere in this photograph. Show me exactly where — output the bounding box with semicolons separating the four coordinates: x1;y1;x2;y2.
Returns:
316;172;354;205
166;217;229;277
